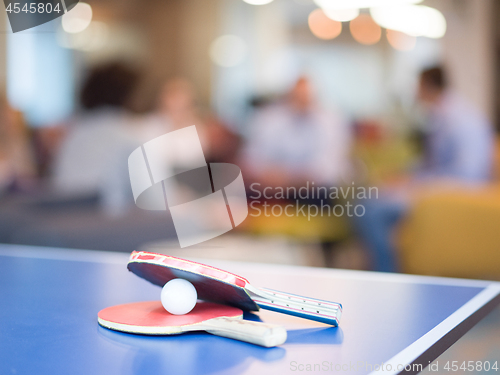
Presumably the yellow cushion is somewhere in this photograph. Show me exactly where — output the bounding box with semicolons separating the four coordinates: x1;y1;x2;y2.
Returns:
399;185;500;278
242;204;350;242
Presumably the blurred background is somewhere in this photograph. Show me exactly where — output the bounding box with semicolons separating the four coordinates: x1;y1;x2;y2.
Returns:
1;0;500;368
0;0;499;280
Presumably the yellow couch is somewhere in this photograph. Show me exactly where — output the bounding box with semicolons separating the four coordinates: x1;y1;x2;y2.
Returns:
241;203;350;243
398;185;500;279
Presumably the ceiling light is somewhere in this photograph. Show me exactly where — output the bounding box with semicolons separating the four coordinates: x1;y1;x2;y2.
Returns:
61;2;92;34
314;0;422;10
323;8;359;22
371;5;446;38
242;0;274;5
386;29;416;51
350;14;381;45
308;8;342;40
209;35;248;68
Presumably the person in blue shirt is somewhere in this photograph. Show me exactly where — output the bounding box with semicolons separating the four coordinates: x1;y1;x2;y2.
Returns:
356;66;494;272
417;67;493;182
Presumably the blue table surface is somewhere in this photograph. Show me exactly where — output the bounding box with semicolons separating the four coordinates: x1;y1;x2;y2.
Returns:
0;244;499;375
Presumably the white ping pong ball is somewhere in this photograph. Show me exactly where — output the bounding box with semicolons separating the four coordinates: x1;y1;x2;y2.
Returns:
161;278;197;315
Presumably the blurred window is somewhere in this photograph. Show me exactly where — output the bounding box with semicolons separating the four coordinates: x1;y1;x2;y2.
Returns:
7;20;74;127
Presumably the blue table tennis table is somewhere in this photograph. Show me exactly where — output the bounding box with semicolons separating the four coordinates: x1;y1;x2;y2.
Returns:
0;244;499;375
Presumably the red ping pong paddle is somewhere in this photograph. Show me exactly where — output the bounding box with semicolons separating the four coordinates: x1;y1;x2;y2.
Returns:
98;301;287;347
127;251;342;326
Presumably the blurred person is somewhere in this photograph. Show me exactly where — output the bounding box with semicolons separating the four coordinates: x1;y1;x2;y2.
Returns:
142;78;207;143
242;76;351;189
159;78;202;131
356;66;494;272
204;115;241;164
51;62;140;215
241;77;351;267
416;67;493;181
0;97;36;195
144;77;240;163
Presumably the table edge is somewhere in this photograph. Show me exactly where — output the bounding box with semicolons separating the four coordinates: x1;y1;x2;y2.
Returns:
369;284;500;375
0;244;497;289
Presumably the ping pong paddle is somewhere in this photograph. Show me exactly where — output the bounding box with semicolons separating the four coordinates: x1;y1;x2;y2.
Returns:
98;301;287;347
127;251;342;326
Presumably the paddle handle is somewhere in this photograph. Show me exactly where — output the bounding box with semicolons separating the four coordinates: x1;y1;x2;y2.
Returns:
247;286;342;326
202;317;287;347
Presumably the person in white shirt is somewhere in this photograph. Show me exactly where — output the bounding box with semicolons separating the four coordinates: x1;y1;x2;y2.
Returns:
51;63;140;215
242;77;351;189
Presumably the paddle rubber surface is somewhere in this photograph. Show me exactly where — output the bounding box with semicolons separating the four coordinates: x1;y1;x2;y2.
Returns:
98;301;243;334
